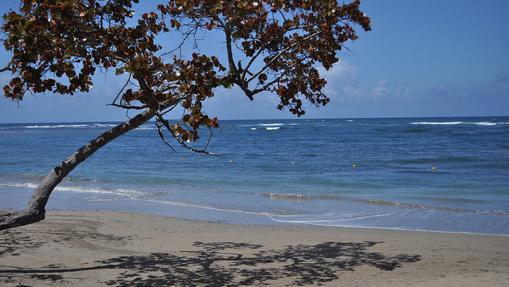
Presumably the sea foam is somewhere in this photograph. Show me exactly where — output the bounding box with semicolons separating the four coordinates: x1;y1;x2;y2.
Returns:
25;124;90;129
410;121;463;125
0;183;144;199
474;122;497;126
24;123;121;129
259;123;284;127
410;121;498;126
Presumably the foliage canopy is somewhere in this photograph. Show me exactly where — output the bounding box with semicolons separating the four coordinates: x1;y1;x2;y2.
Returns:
2;0;370;146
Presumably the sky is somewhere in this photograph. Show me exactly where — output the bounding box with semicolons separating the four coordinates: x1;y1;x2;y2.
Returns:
0;0;508;123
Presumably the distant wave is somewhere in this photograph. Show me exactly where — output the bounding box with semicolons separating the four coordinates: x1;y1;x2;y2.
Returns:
474;122;497;126
258;123;284;127
25;124;90;129
24;123;118;129
410;121;501;126
247;126;281;130
21;123;157;130
93;124;118;128
248;122;295;130
135;125;156;130
410;121;463;125
266;127;281;131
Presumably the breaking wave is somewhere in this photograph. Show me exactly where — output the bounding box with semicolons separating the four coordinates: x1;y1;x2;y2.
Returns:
0;182;144;199
258;123;284;127
20;123;157;130
25;124;91;129
24;123;118;129
474;122;497;126
410;121;503;126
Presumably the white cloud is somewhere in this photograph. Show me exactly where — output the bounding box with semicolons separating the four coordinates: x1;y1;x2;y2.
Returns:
370;80;389;98
321;62;398;102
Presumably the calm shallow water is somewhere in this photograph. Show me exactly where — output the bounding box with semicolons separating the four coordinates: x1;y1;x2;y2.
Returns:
1;117;508;234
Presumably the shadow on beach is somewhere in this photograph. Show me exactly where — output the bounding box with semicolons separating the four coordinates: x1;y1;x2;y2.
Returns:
0;229;421;286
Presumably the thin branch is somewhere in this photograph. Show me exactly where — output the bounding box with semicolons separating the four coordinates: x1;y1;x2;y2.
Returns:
159;101;180;116
108;103;148;110
0;66;12;73
247;30;321;83
161;25;200;57
0;60;13;72
277;9;288;22
252;72;287;94
156;113;216;156
112;73;132;105
155;118;177;152
203;126;213;151
240;23;315;80
241;43;268;81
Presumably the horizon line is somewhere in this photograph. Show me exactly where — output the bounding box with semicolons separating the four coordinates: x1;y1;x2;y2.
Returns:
1;115;508;125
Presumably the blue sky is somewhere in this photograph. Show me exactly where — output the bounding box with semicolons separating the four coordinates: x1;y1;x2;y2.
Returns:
1;0;508;123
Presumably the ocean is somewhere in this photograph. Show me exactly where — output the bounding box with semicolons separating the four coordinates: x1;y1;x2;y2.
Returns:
0;117;508;235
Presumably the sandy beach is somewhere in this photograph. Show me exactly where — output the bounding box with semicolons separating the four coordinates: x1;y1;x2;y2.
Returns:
0;211;507;286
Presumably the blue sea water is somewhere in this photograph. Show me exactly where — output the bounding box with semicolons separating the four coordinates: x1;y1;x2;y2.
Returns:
0;117;508;234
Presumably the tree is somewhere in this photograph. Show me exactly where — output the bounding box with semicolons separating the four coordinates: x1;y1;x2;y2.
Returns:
0;0;370;230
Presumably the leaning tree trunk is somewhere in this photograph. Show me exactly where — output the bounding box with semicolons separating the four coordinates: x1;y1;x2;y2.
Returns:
0;108;156;231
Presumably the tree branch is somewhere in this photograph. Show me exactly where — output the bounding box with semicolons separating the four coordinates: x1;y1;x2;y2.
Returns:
0;108;158;231
156;113;216;156
224;28;238;75
0;66;12;73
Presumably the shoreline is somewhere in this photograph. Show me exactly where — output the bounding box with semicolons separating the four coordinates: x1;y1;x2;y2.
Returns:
1;210;508;286
2;186;508;236
2;207;509;237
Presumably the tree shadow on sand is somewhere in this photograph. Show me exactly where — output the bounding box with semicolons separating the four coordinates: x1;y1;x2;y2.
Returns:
0;240;420;286
0;229;45;257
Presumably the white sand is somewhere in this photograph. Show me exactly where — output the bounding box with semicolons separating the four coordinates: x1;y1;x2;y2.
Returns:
0;211;508;286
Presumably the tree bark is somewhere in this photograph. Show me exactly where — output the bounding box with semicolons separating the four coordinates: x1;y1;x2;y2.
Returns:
0;108;156;231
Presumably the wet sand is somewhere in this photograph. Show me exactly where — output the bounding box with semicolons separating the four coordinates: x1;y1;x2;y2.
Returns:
0;210;508;286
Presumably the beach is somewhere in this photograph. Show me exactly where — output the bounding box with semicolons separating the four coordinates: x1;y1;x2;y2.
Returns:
1;118;508;286
1;0;508;285
1;210;508;286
